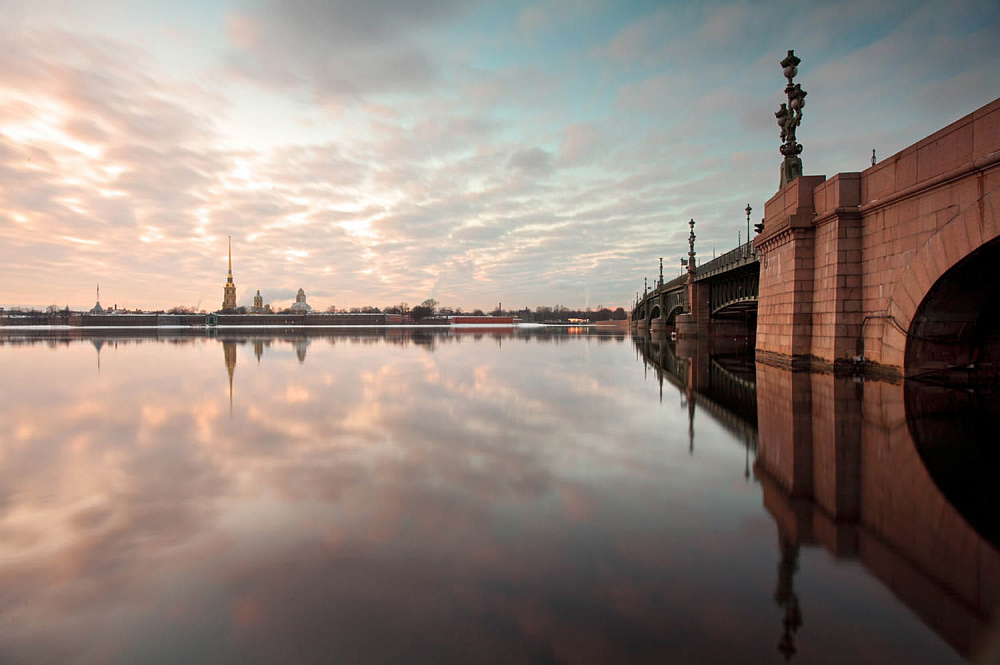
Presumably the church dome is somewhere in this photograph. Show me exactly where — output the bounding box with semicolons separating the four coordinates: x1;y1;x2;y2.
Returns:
290;288;312;312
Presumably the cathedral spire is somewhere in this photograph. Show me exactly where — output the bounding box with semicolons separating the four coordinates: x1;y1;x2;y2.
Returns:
222;236;237;310
90;282;104;314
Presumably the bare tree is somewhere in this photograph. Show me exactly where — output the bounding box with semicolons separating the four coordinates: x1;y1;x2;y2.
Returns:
410;305;433;320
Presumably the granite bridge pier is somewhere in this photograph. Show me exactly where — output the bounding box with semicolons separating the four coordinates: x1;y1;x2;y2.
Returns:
632;96;1000;379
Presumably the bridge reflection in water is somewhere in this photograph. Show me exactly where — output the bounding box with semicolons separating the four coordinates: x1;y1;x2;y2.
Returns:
634;333;1000;662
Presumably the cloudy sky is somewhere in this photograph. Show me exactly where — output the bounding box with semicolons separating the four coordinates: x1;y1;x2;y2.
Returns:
1;0;998;312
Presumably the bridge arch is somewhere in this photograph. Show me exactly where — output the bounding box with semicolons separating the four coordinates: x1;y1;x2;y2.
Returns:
665;304;684;324
900;200;1000;377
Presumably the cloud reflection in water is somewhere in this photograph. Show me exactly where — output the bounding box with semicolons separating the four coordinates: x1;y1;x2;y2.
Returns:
0;330;962;664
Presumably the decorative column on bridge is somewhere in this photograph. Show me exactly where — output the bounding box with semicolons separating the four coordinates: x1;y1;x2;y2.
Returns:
650;257;668;335
756;51;821;367
636;278;650;333
756;50;868;369
745;204;752;257
675;219;703;338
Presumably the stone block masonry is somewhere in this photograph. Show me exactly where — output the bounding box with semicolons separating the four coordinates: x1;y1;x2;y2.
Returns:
754;97;1000;375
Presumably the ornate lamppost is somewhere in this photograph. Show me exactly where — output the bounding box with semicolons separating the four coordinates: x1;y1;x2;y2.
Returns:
687;219;696;275
776;50;807;188
745;204;752;246
659;257;664;287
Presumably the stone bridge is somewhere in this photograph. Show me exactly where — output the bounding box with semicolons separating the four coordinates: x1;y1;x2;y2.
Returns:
632;241;760;337
755;97;1000;377
632;96;1000;379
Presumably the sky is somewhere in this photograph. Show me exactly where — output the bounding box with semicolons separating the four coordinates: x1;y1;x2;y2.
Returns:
1;0;998;313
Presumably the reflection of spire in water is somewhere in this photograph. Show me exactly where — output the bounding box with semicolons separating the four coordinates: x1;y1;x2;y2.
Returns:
92;339;105;372
223;341;236;416
774;532;803;661
292;338;310;364
254;341;263;363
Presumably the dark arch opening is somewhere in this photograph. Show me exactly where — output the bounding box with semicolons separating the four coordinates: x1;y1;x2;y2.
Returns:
905;380;1000;551
649;304;661;321
904;236;1000;382
905;235;1000;550
665;305;684;325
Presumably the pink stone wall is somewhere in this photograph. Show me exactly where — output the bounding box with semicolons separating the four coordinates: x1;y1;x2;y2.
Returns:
755;97;1000;373
688;281;711;337
755;226;817;364
809;175;863;364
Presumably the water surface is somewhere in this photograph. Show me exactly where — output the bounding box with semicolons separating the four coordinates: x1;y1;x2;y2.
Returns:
0;329;995;663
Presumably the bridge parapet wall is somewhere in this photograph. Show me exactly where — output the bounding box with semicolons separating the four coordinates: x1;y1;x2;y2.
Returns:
755;97;1000;374
858;100;1000;373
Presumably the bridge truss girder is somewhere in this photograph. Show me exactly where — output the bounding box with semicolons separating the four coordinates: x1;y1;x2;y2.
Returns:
708;265;760;317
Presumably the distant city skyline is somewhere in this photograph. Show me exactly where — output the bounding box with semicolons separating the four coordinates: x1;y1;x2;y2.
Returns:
1;0;998;311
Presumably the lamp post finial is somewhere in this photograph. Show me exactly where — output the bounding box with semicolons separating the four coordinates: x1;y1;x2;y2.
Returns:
776;50;807;187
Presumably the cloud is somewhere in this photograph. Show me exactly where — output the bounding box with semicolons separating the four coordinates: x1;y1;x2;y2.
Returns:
224;0;474;104
1;0;998;312
557;122;602;166
507;147;554;176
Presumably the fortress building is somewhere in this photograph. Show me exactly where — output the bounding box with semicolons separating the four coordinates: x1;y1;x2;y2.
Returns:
222;236;237;310
252;289;264;312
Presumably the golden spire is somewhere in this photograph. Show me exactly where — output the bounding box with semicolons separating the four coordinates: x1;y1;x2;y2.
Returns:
222;236;237;310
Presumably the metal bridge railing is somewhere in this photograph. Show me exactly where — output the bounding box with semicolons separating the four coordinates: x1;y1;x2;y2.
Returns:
695;241;757;279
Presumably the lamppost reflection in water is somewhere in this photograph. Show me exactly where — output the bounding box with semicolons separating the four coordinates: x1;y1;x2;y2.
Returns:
633;333;758;461
774;533;802;661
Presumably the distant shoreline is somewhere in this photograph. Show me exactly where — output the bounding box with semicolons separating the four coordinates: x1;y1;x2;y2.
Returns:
1;312;627;329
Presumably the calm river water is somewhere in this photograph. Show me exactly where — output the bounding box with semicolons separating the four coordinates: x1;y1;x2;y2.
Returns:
0;328;997;664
